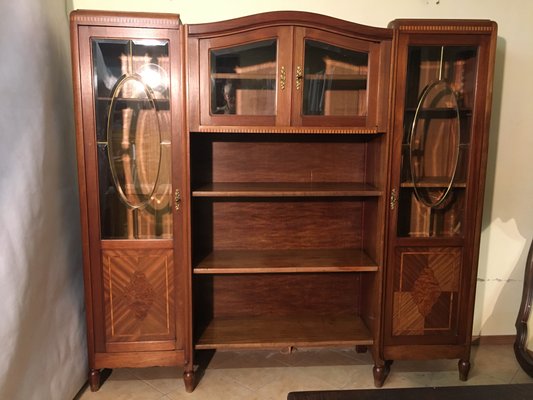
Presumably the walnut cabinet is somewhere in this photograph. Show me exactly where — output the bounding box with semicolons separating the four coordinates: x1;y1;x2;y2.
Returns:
69;10;497;392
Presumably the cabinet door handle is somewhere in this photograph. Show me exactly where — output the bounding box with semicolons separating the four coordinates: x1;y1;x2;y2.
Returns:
280;66;286;90
295;66;303;90
390;188;397;211
174;189;181;211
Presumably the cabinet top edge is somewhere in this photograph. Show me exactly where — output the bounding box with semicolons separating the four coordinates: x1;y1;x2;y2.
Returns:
388;19;497;34
187;11;392;40
70;9;181;29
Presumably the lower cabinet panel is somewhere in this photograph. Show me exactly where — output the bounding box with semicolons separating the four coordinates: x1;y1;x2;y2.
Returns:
102;248;176;350
390;247;462;341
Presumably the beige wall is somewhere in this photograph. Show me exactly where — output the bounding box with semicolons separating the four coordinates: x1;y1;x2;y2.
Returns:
71;0;533;337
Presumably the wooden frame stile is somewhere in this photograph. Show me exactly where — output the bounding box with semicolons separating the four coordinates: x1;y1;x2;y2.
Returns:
180;24;195;392
69;14;98;388
373;21;399;386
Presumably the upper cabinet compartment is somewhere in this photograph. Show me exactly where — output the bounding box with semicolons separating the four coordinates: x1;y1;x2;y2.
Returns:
187;12;392;133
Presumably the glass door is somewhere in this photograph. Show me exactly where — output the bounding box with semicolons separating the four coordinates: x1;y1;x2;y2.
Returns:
302;40;368;118
77;25;184;352
291;28;384;130
386;39;482;345
397;45;478;238
198;27;293;127
93;38;173;240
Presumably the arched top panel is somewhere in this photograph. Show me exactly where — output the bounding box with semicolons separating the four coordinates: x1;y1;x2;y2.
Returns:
187;11;392;41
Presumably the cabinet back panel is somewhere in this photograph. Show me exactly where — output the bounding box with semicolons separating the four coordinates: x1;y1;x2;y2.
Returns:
193;199;364;252
191;134;369;184
194;273;361;320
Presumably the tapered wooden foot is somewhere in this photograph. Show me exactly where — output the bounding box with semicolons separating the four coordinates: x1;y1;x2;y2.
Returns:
89;369;100;392
373;361;391;387
458;359;470;381
184;370;195;393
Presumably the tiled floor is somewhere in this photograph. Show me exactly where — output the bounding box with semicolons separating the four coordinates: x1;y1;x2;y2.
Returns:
76;344;532;400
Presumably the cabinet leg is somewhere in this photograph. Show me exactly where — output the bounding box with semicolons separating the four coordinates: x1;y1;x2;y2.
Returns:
184;370;195;393
458;359;470;381
372;361;391;387
89;369;100;392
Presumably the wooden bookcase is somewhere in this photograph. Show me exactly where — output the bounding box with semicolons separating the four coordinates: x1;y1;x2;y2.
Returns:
186;13;392;387
70;10;497;392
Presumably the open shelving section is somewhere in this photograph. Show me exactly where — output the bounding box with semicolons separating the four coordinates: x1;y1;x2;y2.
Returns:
189;127;386;351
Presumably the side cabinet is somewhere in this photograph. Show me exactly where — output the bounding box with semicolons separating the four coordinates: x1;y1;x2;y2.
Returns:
383;20;497;382
69;11;193;392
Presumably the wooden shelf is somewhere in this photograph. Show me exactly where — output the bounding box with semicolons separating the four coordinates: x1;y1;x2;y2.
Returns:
401;178;466;188
212;72;276;80
211;72;367;82
193;248;378;274
192;182;383;198
96;96;169;102
195;315;373;349
305;73;367;81
405;107;472;118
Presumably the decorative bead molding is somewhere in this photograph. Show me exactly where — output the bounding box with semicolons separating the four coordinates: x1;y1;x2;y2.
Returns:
198;126;381;134
73;15;179;28
399;25;493;32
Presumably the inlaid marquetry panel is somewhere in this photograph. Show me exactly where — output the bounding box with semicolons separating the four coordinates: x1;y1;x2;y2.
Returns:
392;247;461;336
102;249;175;344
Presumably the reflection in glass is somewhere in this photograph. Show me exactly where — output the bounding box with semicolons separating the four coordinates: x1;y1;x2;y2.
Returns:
93;39;172;239
210;40;277;115
410;80;460;208
303;40;368;116
397;46;478;238
107;75;161;209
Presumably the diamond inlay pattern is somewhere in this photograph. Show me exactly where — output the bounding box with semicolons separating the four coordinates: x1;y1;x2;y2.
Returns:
102;249;175;343
124;271;155;320
393;247;461;336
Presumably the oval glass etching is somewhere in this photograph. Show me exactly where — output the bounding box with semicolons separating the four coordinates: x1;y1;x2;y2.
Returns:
107;74;162;209
409;80;461;208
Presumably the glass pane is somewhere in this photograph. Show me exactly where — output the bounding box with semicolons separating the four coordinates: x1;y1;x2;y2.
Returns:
93;39;172;239
108;76;161;208
398;45;477;238
410;80;460;207
210;40;277;115
303;40;368;116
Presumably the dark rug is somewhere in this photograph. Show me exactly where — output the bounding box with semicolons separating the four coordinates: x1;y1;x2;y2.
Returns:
287;384;533;400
